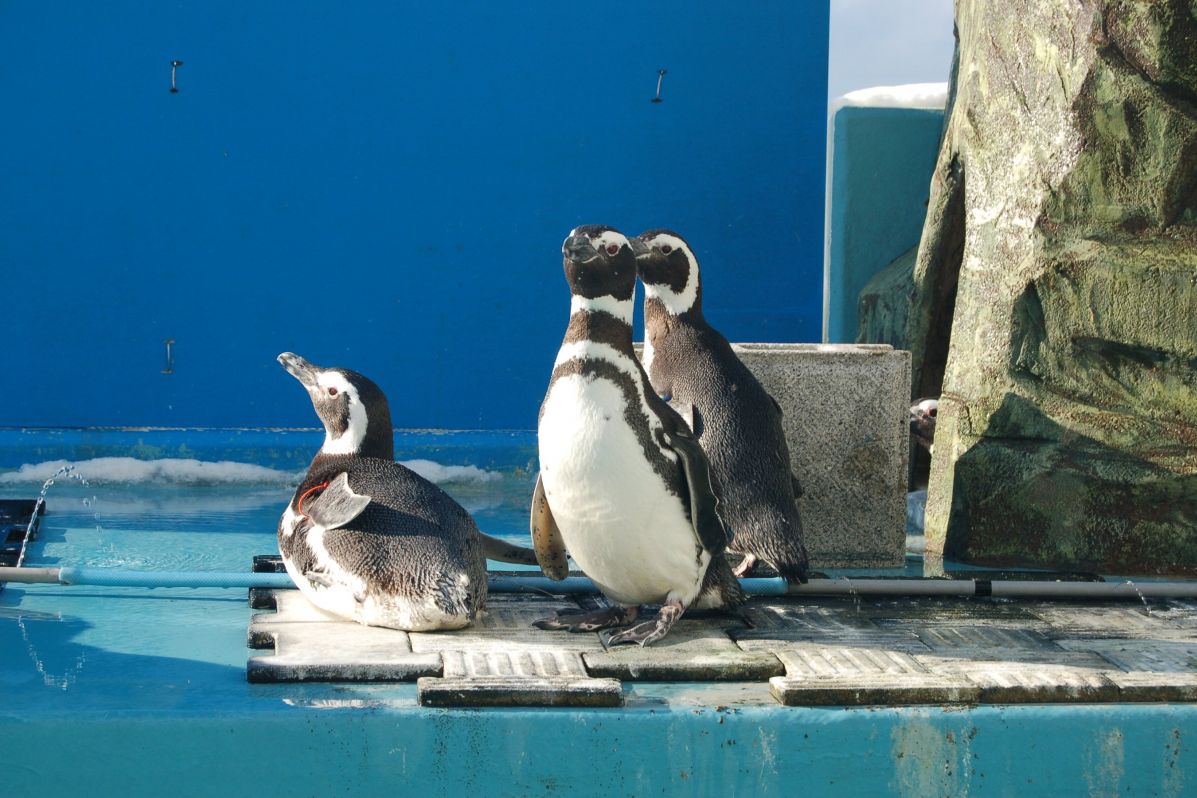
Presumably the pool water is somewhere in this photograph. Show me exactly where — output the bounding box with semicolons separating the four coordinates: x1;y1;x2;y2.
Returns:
5;429;1196;797
0;429;537;708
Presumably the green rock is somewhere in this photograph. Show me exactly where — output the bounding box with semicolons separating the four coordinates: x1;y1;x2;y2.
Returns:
906;0;1197;574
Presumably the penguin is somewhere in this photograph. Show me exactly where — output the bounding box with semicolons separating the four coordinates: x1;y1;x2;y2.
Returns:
530;225;745;647
277;352;525;631
632;229;809;580
910;398;938;454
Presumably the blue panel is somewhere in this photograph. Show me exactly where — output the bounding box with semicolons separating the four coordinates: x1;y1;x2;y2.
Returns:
0;1;828;429
825;106;944;343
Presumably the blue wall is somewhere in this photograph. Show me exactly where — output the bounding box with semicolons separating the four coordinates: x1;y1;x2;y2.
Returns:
824;106;943;343
1;2;828;429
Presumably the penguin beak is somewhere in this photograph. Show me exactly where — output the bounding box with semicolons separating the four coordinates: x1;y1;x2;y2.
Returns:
562;234;598;262
628;237;649;257
278;352;319;388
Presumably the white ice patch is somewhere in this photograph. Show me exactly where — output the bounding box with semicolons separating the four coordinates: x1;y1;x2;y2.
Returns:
400;459;498;484
640;234;699;316
0;457;302;486
570;294;634;324
833;82;949;110
0;457;500;487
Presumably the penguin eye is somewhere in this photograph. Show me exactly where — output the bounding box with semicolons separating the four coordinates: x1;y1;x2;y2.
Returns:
328;387;338;397
661;244;673;255
605;243;620;256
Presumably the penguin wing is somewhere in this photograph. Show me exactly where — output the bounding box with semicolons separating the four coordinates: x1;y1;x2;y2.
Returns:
530;472;570;581
791;472;805;499
677;402;699;435
663;420;730;556
478;530;540;566
303;473;372;531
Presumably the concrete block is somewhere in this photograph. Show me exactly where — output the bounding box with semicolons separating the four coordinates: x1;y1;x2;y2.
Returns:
733;344;910;567
583;620;783;682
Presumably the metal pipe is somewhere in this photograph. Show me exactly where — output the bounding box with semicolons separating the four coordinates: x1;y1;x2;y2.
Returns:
3;566;1197;600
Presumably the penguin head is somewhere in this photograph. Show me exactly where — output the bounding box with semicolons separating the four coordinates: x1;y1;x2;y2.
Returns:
278;352;395;460
909;398;938;453
634;229;702;315
561;225;636;303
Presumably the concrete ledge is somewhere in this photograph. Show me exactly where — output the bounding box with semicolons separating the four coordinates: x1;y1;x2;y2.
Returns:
732;344;909;568
636;342;911;567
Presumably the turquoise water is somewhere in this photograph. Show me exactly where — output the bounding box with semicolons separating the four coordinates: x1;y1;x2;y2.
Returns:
0;429;536;710
4;429;1197;796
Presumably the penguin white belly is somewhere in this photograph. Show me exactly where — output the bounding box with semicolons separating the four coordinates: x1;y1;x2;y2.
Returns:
539;373;706;607
279;507;472;631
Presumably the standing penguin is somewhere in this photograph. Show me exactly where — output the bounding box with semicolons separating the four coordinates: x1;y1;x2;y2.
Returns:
277;352;490;631
531;225;745;647
633;230;809;580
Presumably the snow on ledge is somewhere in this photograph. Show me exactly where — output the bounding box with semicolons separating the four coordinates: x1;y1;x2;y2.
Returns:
832;82;949;111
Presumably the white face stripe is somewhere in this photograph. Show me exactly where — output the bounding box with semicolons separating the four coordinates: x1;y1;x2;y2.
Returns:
588;230;630;251
568;228;631;262
641;233;699;316
314;372;368;455
570;294;634;324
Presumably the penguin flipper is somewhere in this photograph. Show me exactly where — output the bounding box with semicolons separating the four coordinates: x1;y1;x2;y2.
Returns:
676;402;696;434
478;531;540;566
791;472;804;499
304;473;372;531
530;472;570;581
665;422;730;556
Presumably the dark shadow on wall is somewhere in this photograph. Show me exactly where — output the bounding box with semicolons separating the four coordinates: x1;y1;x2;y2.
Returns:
941;392;1197;575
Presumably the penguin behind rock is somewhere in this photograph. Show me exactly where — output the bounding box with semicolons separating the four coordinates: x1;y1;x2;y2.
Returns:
530;225;745;647
277;352;490;631
910;398;938;454
632;229;809;580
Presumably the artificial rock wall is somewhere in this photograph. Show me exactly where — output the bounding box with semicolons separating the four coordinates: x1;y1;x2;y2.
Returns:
906;0;1197;573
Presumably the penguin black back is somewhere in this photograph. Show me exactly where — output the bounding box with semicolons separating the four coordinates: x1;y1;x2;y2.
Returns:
634;231;810;579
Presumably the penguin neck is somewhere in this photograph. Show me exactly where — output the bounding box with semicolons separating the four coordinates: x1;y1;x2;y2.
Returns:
318;409;394;461
642;249;703;317
643;295;705;345
563;294;634;354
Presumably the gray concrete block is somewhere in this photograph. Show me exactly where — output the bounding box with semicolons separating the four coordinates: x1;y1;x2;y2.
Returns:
421;643;623;708
417;675;623;708
583;621;783;681
732;344;910;567
635;343;910;567
247;622;442;683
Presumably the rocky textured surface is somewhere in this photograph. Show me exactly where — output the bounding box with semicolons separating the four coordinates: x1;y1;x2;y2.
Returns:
732;344;910;567
895;0;1197;573
634;342;911;567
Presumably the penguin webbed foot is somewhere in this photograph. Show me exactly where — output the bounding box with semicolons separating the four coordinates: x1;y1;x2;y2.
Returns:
603;601;684;647
730;553;758;579
532;605;639;633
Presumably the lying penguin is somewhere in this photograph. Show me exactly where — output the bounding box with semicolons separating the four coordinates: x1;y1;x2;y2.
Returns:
277;352;535;630
530;226;745;647
632;229;809;580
